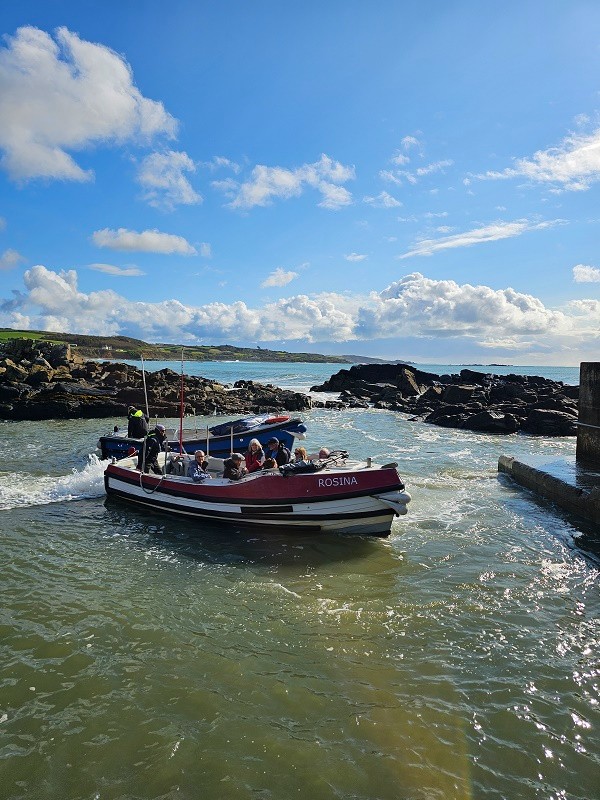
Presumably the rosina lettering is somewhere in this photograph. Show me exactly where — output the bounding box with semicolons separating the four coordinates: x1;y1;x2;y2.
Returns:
318;476;358;487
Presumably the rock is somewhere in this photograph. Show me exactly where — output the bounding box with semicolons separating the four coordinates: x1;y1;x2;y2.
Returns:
0;338;313;421
26;364;54;385
461;411;520;433
1;359;28;381
521;409;577;436
311;361;579;437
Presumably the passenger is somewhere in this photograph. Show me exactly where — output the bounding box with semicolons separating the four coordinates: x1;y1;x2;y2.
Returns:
318;448;330;459
127;406;149;438
262;457;277;470
244;438;264;473
263;436;291;466
188;450;211;482
293;446;308;463
166;453;186;475
141;424;167;474
223;453;247;480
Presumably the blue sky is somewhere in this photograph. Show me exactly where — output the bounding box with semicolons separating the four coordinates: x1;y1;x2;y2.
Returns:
0;1;599;365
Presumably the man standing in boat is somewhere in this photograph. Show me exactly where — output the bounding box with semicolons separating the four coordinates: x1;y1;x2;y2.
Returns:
127;405;149;438
141;424;168;473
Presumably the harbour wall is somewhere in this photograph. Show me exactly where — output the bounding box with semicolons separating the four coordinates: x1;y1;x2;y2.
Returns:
498;455;600;528
576;362;600;466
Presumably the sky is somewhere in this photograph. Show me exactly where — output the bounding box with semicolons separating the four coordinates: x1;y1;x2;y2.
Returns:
0;1;599;366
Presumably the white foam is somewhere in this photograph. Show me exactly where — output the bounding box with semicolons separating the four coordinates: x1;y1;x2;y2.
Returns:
0;454;108;511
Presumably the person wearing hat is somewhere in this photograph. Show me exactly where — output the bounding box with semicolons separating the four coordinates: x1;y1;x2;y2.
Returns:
263;436;291;466
223;453;247;481
140;424;168;474
127;405;148;438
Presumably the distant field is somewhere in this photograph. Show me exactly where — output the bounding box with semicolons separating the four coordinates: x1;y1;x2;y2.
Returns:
0;328;349;363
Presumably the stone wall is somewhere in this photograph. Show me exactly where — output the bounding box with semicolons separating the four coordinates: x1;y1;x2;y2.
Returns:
576;362;600;465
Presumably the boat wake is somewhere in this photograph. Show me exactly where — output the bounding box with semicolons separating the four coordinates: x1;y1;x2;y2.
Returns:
0;454;108;511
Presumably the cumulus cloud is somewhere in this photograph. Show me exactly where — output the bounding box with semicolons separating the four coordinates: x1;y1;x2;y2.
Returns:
0;26;176;182
573;264;600;282
261;268;299;288
92;227;197;255
360;273;567;339
137;150;201;209
216;154;354;210
199;242;212;258
89;263;145;276
399;218;564;258
2;266;597;362
363;191;402;208
0;248;25;270
345;253;367;262
478;128;600;191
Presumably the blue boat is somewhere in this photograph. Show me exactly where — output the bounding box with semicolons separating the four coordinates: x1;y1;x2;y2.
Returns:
98;414;307;461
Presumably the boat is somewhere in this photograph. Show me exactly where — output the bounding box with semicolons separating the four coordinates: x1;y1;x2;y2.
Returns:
98;413;307;461
104;450;411;536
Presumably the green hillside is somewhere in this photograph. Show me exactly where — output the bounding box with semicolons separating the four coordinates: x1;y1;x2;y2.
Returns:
0;328;350;363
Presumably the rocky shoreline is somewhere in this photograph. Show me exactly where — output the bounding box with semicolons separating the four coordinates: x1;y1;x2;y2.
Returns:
0;340;311;421
0;340;579;436
310;363;579;436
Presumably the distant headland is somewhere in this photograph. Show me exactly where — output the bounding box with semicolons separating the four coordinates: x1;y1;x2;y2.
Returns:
0;328;358;364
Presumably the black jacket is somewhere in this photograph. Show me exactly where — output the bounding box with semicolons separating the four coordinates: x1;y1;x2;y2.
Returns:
223;458;246;480
128;410;149;438
142;431;166;468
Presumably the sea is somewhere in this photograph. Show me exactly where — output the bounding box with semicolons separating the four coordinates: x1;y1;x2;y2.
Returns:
0;361;597;800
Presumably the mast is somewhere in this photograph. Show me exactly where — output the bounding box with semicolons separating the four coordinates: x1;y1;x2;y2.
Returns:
179;348;185;454
140;354;149;418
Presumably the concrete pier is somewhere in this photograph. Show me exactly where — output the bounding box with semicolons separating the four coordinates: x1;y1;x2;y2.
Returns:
577;362;600;466
499;362;600;530
498;455;600;528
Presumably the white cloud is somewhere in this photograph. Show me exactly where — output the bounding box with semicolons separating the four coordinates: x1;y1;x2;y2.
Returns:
356;273;584;349
415;159;453;176
92;227;197;255
137;150;201;209
345;253;367;262
399;218;565;258
479;128;600;191
201;156;241;173
0;248;25;270
0;217;6;230
0;26;176;182
401;136;420;150
199;242;212;258
363;191;402;208
1;266;598;362
89;263;145;276
261;268;299;288
216;154;355;210
573;264;600;282
386;159;453;187
379;169;403;186
390;152;410;166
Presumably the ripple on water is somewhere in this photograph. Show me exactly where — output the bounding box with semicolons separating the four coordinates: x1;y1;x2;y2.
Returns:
0;403;598;799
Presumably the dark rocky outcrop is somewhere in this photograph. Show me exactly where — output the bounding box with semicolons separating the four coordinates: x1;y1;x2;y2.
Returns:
311;363;578;436
0;340;311;421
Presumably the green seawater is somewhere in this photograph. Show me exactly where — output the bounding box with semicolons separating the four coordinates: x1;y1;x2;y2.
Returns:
0;363;597;800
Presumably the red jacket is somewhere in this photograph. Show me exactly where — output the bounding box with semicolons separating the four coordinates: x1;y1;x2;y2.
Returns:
245;448;264;473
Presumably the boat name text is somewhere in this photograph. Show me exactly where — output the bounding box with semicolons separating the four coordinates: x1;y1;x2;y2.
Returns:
318;476;358;487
